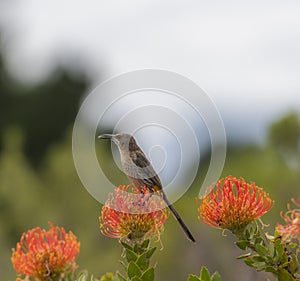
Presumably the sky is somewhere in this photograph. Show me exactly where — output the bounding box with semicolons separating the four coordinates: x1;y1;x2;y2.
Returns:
1;1;300;189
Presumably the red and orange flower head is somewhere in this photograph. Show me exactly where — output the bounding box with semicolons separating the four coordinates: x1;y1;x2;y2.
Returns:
11;222;80;281
99;185;169;243
197;176;274;234
276;198;300;243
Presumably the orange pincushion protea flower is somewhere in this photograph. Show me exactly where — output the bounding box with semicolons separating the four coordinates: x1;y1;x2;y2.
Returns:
99;185;169;242
198;176;274;233
277;198;300;243
11;222;80;281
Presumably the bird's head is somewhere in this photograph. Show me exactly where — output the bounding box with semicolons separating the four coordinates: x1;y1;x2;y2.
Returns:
98;133;136;152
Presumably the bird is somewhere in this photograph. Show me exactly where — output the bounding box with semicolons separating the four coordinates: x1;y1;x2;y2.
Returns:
98;133;196;242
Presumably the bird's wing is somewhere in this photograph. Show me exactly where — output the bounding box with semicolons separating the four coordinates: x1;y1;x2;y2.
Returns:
130;149;163;191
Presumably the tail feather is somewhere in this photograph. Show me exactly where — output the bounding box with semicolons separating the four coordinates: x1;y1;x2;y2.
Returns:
162;192;196;243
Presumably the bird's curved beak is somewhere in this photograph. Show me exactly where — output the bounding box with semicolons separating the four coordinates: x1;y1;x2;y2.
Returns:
98;134;113;139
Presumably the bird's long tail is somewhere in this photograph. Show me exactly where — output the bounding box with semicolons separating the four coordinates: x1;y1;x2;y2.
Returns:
162;192;196;243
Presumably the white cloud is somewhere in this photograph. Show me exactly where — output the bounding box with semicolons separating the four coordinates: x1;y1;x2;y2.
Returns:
1;0;300;141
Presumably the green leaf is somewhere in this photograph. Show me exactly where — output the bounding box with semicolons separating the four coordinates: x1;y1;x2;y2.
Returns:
254;237;263;245
141;239;150;249
235;240;249;250
125;248;138;263
116;272;127;281
141;267;155;281
211;272;221;281
245;229;250;239
187;275;201;281
121;241;133;251
136;252;150;271
146;247;156;259
289;254;299;273
278;269;294;281
268;241;275;257
244;258;255;268
134;244;144;255
264;266;277;274
248;227;256;240
237;252;252;259
252;256;266;262
199;266;211;281
255;244;269;257
274;244;288;264
244;256;267;269
251;261;267;269
275;239;284;257
128;261;142;278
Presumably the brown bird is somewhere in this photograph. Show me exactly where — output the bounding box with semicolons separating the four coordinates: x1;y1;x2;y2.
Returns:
98;133;196;242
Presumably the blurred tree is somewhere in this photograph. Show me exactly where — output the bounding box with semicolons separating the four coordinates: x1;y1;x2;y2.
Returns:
0;47;90;167
268;112;300;168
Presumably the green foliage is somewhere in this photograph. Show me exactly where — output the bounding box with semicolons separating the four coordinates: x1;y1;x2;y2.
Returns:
268;112;300;169
117;240;156;281
268;111;300;153
234;227;300;280
187;267;221;281
0;66;89;167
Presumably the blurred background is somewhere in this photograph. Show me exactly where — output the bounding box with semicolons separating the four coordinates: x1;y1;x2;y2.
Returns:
1;1;300;280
